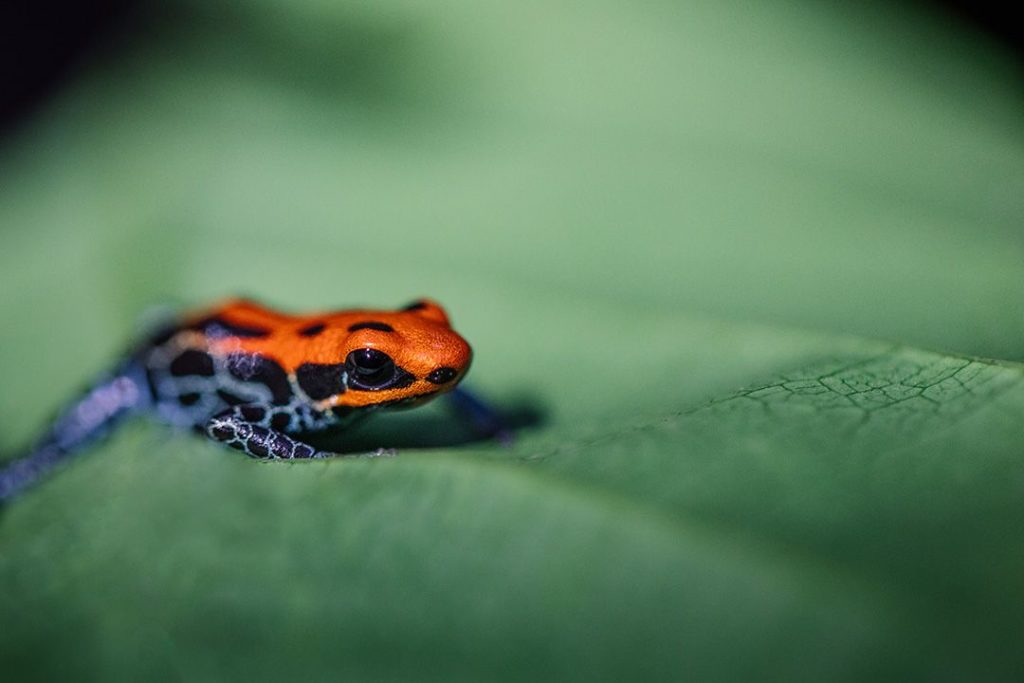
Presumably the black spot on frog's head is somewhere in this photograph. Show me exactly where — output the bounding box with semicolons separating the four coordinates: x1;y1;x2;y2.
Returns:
398;299;451;326
348;321;394;333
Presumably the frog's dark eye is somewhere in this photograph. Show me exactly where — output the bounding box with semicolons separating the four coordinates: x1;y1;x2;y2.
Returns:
345;348;395;389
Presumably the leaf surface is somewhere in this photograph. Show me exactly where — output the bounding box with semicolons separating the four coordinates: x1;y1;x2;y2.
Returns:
1;1;1022;680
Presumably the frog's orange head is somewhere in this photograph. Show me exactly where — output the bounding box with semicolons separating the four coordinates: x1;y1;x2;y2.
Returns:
328;299;472;410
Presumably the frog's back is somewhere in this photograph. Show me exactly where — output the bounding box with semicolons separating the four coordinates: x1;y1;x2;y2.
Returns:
137;299;291;429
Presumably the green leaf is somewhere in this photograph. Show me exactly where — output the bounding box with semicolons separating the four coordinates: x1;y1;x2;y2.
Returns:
1;1;1022;680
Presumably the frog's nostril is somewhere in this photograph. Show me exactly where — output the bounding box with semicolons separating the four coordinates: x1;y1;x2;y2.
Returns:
426;367;458;385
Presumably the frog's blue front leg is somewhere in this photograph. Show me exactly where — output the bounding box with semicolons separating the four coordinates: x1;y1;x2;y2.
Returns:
0;363;151;501
445;387;513;445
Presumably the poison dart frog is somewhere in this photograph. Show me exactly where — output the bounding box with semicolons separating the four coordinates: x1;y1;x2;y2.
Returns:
0;298;500;501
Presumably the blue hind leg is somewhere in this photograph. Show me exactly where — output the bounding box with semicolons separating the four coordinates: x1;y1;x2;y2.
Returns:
0;364;150;501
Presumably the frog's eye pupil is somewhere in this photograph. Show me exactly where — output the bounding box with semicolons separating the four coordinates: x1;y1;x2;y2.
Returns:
345;348;395;389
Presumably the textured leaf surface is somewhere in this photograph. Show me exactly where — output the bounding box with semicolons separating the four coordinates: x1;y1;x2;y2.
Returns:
1;1;1022;680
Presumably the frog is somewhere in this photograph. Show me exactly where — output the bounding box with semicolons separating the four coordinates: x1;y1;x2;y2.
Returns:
0;298;495;501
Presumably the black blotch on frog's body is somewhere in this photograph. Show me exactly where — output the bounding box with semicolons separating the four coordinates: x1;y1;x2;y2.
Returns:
178;392;202;406
216;389;246;406
296;362;348;401
169;350;215;377
225;353;293;403
239;405;267;422
270;412;292;431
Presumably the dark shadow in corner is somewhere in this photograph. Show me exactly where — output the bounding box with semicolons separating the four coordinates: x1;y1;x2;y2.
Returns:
0;0;141;134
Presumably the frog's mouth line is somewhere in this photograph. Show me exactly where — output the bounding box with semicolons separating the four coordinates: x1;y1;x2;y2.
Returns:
387;391;441;410
330;389;440;418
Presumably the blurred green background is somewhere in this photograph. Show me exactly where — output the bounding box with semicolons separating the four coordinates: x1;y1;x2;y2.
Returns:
1;0;1022;680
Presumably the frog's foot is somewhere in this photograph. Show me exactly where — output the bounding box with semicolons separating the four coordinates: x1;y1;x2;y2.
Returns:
206;406;330;460
445;387;515;446
362;447;398;459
